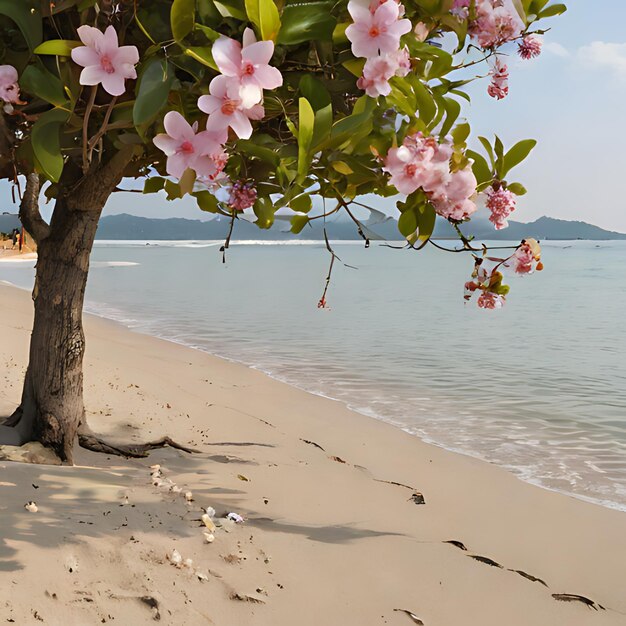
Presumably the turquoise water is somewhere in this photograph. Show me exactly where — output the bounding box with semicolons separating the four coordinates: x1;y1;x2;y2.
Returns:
2;240;625;511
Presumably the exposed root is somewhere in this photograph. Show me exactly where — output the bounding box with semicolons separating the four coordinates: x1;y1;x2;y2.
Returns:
2;406;23;428
78;434;199;458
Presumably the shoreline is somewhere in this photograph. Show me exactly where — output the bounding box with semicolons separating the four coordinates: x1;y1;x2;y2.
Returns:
1;282;626;624
2;271;625;513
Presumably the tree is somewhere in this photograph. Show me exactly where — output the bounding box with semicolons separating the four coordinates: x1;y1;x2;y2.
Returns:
0;0;565;463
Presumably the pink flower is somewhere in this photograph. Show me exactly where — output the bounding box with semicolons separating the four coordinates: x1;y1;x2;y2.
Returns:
153;111;227;181
228;181;257;210
0;65;23;104
357;55;396;97
346;0;412;59
356;47;411;97
71;25;139;96
212;28;283;109
477;291;505;309
486;185;517;229
469;0;521;49
518;35;542;60
198;75;264;140
487;58;509;100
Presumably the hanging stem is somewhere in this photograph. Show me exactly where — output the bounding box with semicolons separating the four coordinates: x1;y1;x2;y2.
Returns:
221;211;237;263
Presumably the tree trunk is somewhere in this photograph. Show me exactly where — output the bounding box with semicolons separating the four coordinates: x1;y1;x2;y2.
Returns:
0;149;134;463
1;150;195;463
16;204;100;463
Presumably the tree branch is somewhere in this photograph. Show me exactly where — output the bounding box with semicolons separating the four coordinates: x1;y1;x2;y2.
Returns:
68;144;135;212
18;173;50;243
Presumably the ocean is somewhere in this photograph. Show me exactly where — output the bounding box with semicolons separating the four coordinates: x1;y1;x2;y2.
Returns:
1;239;625;511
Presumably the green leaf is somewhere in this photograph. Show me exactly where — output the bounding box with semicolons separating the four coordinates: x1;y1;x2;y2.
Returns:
34;39;81;56
494;135;504;160
290;194;312;213
277;1;336;45
451;122;470;147
290;214;309;234
194;23;221;41
313;104;332;148
397;208;417;238
32;109;68;183
171;0;196;41
164;179;182;200
411;78;436;125
246;0;281;41
466;150;493;186
478;136;495;168
195;190;219;213
538;3;567;18
506;182;527;196
502;139;537;177
0;0;42;50
331;161;353;175
416;203;436;244
133;60;174;127
253;196;275;228
319;101;375;151
440;98;461;139
299;75;331;111
236;139;280;166
297;97;315;178
184;46;217;70
143;177;166;194
213;0;247;20
179;168;196;196
20;63;68;107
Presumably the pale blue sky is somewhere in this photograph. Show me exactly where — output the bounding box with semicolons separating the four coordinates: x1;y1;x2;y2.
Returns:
6;2;626;231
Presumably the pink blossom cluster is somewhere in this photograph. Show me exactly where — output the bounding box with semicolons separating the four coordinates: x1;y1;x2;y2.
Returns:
518;35;542;60
384;133;478;221
464;263;507;309
477;291;505;309
199;28;282;138
228;180;257;211
487;58;509;100
0;65;23;104
506;239;543;274
153;29;282;204
346;0;412;98
467;0;522;49
486;185;517;229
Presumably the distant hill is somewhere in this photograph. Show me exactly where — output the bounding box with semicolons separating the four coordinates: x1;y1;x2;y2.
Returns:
96;213;626;242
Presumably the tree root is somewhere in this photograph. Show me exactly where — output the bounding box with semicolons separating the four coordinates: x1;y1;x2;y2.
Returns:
2;406;24;428
78;433;199;458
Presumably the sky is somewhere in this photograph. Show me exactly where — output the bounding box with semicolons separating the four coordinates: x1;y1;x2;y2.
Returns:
5;1;626;231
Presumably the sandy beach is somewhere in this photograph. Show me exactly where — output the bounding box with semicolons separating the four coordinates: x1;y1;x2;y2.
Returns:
1;281;625;625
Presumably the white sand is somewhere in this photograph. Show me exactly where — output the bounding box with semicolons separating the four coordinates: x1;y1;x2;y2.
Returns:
1;283;625;625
